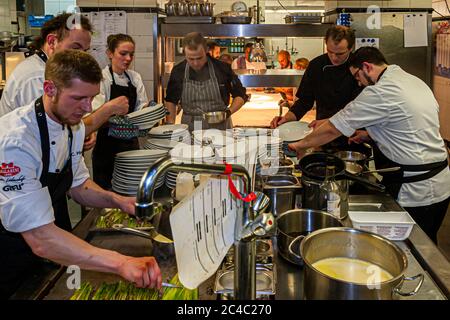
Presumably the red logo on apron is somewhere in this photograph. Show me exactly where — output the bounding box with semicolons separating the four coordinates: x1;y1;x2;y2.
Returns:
0;162;21;177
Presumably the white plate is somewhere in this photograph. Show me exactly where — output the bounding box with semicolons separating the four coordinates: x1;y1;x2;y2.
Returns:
276;121;312;142
126;104;164;119
149;124;188;136
116;149;168;158
169;143;215;159
128;108;166;120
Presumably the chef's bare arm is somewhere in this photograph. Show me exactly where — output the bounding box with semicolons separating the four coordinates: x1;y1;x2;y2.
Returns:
83;96;130;137
228;96;245;115
289;119;342;151
68;179;135;214
165;101;177;124
21;224;161;288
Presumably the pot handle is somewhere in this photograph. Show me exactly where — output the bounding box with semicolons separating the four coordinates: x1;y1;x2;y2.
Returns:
288;235;305;261
393;273;424;297
342;171;386;192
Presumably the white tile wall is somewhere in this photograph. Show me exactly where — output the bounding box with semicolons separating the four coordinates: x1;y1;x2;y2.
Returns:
0;0;16;32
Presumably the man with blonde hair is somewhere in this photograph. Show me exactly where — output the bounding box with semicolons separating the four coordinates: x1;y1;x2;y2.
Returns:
0;50;161;299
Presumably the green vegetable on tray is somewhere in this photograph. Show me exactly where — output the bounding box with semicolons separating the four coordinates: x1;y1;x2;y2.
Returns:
69;275;198;300
95;208;152;229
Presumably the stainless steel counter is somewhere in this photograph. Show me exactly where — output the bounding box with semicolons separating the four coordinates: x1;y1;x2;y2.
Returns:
11;190;450;300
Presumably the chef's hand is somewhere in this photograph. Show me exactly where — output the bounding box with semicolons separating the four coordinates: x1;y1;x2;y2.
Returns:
118;256;162;289
308;119;327;130
83;132;97;151
115;196;136;215
106;96;129;116
349;130;371;144
270;116;287;129
287;141;308;160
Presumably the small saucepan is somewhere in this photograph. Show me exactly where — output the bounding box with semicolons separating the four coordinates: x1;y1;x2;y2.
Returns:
334;150;368;166
203;111;227;124
298;152;385;191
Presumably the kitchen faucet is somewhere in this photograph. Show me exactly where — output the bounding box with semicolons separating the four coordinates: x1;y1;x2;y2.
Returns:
135;155;275;299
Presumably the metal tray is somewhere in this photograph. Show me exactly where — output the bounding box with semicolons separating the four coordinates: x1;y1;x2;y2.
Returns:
164;16;216;24
220;16;252;24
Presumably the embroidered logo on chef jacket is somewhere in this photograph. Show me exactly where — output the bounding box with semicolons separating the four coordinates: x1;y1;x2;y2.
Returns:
0;173;26;191
0;162;21;177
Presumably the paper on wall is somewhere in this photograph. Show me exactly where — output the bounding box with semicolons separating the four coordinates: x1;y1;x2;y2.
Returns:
404;13;428;48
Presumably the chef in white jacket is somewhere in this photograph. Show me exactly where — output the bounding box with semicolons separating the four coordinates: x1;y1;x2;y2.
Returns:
0;50;161;300
0;13;129;151
288;47;450;243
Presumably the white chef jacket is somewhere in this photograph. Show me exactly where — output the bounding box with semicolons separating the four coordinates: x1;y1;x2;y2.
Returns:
231;58;267;71
0;54;46;117
91;66;148;112
330;65;450;207
0;100;90;233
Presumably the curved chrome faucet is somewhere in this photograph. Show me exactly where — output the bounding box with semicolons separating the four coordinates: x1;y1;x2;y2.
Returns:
135;155;275;300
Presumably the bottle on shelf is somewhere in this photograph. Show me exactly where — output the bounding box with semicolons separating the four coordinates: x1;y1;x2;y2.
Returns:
320;163;341;219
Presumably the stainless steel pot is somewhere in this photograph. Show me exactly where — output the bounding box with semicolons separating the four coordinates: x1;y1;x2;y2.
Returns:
262;175;302;217
165;2;176;16
298;153;385;219
175;1;189;16
188;2;202;16
277;209;343;265
299;227;424;300
200;2;215;16
334;150;368;167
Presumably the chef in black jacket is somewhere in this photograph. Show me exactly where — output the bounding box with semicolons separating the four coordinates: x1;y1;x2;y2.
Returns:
271;26;363;152
165;32;248;131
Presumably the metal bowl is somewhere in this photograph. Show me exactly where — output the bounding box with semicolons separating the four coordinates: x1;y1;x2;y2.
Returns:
203;111;227;124
334;150;367;163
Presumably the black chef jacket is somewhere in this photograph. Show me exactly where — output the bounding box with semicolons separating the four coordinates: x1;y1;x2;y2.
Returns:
165;56;249;106
290;53;362;121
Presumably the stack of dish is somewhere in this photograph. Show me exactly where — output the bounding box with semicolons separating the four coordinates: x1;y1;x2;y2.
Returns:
143;138;181;151
165;170;179;189
216;139;258;165
112;149;167;195
276;121;312;157
233;127;274;139
193;129;235;148
126;103;167;130
169;143;216;164
148;124;191;143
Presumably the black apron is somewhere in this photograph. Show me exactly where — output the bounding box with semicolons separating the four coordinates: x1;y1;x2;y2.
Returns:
92;67;139;190
372;142;448;199
0;97;74;299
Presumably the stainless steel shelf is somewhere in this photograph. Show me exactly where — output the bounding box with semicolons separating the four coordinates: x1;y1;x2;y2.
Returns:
161;23;332;38
162;69;303;88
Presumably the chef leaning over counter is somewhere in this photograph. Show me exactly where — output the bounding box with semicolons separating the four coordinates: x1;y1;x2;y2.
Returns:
164;32;249;131
271;25;363;152
289;47;450;243
0;13;131;151
0;50;162;300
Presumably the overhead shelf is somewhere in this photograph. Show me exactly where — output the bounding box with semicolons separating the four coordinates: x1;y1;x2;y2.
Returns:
161;23;332;38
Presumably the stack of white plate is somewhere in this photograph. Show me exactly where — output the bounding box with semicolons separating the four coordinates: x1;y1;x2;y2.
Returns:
148;124;191;144
192;129;235;148
276;121;312;157
216;139;258;165
233;127;274;139
165;170;179;189
126;103;167;130
169;143;216;164
143;138;181;151
112;149;168;195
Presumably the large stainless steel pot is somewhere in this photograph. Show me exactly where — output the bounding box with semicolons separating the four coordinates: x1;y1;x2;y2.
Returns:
298;227;424;300
277;209;343;265
262;175;301;217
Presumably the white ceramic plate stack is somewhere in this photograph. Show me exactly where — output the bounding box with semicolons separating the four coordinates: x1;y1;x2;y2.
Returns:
143;138;181;151
216;139;257;165
169;143;216;164
126;103;167;130
233;127;274;139
148;124;191;144
166;143;216;188
276;121;312;157
244;136;283;175
192;129;235;148
112;149;168;195
165;170;179;189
